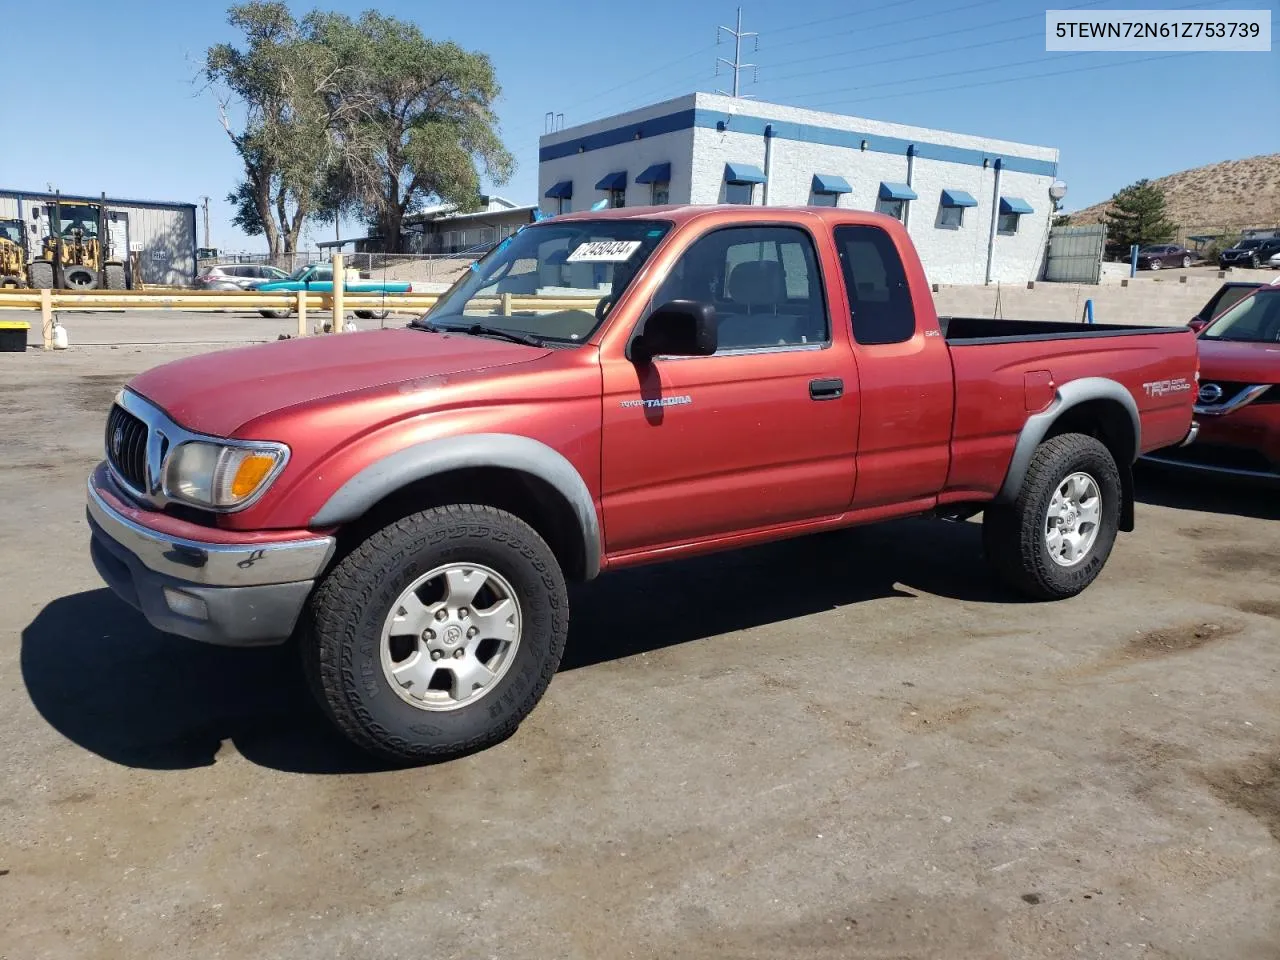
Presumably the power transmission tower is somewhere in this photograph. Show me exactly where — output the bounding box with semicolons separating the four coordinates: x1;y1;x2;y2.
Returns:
716;7;758;98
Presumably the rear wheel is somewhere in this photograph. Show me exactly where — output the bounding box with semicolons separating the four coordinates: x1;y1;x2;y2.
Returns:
354;309;390;320
27;261;54;290
1250;254;1260;269
302;503;569;763
1149;258;1161;270
982;433;1121;600
105;264;127;290
259;308;292;319
0;275;21;288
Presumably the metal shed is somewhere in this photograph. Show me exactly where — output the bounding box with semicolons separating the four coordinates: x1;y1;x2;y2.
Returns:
0;188;198;287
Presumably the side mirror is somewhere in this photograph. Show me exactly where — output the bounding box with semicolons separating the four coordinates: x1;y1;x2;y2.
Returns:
1188;318;1207;332
628;300;718;363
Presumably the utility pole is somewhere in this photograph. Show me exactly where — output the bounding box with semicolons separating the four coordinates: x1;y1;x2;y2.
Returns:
716;7;757;98
199;196;211;249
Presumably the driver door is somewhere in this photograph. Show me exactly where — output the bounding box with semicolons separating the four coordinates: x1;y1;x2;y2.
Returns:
600;223;858;555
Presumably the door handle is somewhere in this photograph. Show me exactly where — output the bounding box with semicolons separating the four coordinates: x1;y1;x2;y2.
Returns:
809;377;844;400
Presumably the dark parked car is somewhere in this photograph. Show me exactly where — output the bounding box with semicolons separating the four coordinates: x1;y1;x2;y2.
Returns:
195;263;290;290
1218;237;1280;270
1135;244;1194;270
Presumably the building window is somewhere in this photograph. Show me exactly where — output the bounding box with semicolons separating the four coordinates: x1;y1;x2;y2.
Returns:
651;181;669;205
875;198;905;221
998;213;1020;234
726;182;754;205
557;197;571;215
608;188;625;208
939;205;964;227
811;192;838;208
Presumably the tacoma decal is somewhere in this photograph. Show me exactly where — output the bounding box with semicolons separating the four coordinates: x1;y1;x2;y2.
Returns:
1142;377;1192;398
620;395;692;409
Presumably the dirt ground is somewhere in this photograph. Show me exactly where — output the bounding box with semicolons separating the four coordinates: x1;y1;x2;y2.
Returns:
2;318;1279;960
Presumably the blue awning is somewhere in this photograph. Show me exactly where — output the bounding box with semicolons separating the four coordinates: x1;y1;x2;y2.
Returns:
941;189;978;208
812;174;851;195
544;180;573;199
724;162;767;184
595;171;627;190
635;162;671;184
1000;196;1034;215
878;181;918;201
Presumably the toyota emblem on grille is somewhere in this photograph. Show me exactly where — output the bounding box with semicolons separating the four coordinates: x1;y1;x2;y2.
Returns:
111;425;124;456
1198;383;1224;404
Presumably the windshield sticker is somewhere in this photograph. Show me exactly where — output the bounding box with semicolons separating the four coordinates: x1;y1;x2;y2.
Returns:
566;239;642;263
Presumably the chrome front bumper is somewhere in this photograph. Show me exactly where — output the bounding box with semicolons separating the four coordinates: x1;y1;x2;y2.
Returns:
87;471;336;646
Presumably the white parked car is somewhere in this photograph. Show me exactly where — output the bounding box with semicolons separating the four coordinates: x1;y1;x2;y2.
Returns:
1268;249;1280;269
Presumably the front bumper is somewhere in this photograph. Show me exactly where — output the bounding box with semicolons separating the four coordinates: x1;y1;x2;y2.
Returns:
87;468;336;646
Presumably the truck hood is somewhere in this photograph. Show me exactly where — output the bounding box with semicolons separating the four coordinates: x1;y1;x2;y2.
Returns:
1196;337;1280;384
126;328;550;436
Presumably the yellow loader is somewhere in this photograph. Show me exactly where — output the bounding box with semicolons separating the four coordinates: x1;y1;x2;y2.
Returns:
26;193;128;290
0;219;26;288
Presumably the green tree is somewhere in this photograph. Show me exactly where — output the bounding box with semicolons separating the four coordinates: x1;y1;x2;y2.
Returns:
206;2;343;258
1052;214;1072;227
1104;179;1177;250
307;10;515;251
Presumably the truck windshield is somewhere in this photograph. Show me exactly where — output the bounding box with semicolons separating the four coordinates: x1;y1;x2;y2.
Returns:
1200;290;1280;343
421;219;672;343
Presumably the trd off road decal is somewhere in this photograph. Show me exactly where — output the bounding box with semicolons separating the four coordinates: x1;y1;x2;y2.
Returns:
1142;377;1192;398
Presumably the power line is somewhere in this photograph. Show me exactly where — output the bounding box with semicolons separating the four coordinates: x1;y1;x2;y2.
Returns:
800;51;1194;111
760;0;1111;78
766;0;935;39
761;0;1238;96
765;0;1006;57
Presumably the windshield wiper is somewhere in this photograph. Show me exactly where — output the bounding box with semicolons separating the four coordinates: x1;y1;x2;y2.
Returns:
409;318;545;348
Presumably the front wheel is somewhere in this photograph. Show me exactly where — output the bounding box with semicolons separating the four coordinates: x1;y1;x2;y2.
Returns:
1149;258;1161;270
1181;255;1191;268
260;308;292;319
302;504;569;763
982;434;1122;600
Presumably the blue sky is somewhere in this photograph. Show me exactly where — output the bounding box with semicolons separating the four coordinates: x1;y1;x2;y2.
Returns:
3;0;1274;252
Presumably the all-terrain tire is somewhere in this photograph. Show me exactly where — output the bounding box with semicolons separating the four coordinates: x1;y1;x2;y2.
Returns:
105;264;127;290
62;265;98;290
982;433;1122;600
301;503;569;763
27;261;54;290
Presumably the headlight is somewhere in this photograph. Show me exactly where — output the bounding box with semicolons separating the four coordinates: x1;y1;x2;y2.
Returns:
163;440;288;510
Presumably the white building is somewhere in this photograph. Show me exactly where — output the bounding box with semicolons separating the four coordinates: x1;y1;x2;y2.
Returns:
538;93;1060;285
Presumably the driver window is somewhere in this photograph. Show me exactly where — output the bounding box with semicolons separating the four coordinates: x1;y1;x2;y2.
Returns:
653;225;829;352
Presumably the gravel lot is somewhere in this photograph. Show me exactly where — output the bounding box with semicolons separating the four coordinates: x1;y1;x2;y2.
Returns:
2;318;1279;960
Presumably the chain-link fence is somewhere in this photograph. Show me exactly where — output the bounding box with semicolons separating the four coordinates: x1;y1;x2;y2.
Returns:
195;251;483;286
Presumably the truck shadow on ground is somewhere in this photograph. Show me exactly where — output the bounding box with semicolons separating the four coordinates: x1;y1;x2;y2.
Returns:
21;517;1013;774
1134;464;1280;521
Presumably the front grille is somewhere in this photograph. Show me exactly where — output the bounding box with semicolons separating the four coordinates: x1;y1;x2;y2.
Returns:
105;403;149;492
1199;381;1280;407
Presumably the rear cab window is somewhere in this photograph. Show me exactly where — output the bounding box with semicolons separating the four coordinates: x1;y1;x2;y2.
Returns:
833;225;916;345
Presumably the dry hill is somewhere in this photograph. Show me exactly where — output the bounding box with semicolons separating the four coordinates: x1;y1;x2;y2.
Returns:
1070;153;1280;233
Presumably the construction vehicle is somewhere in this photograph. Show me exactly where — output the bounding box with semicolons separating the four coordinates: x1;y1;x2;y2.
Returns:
0;219;26;287
25;192;128;290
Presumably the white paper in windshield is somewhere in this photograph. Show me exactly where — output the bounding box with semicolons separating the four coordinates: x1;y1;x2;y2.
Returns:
565;239;642;263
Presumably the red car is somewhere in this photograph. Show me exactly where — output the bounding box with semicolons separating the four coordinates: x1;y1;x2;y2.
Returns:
1145;283;1280;480
85;205;1197;761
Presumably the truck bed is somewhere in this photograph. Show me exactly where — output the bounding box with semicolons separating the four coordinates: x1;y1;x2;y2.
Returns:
940;316;1187;344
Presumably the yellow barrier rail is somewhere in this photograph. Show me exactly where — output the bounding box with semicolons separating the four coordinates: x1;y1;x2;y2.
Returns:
0;252;604;349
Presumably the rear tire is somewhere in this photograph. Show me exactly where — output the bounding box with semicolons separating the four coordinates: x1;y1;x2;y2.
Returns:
1149;258;1161;270
260;309;292;319
105;264;127;290
301;504;569;763
27;261;54;290
354;309;390;320
982;433;1122;600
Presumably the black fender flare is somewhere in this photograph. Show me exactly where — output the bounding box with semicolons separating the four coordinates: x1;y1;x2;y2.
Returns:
311;433;602;578
995;377;1140;530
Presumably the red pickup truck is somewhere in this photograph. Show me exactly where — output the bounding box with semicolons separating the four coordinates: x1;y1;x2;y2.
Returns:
87;205;1197;762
